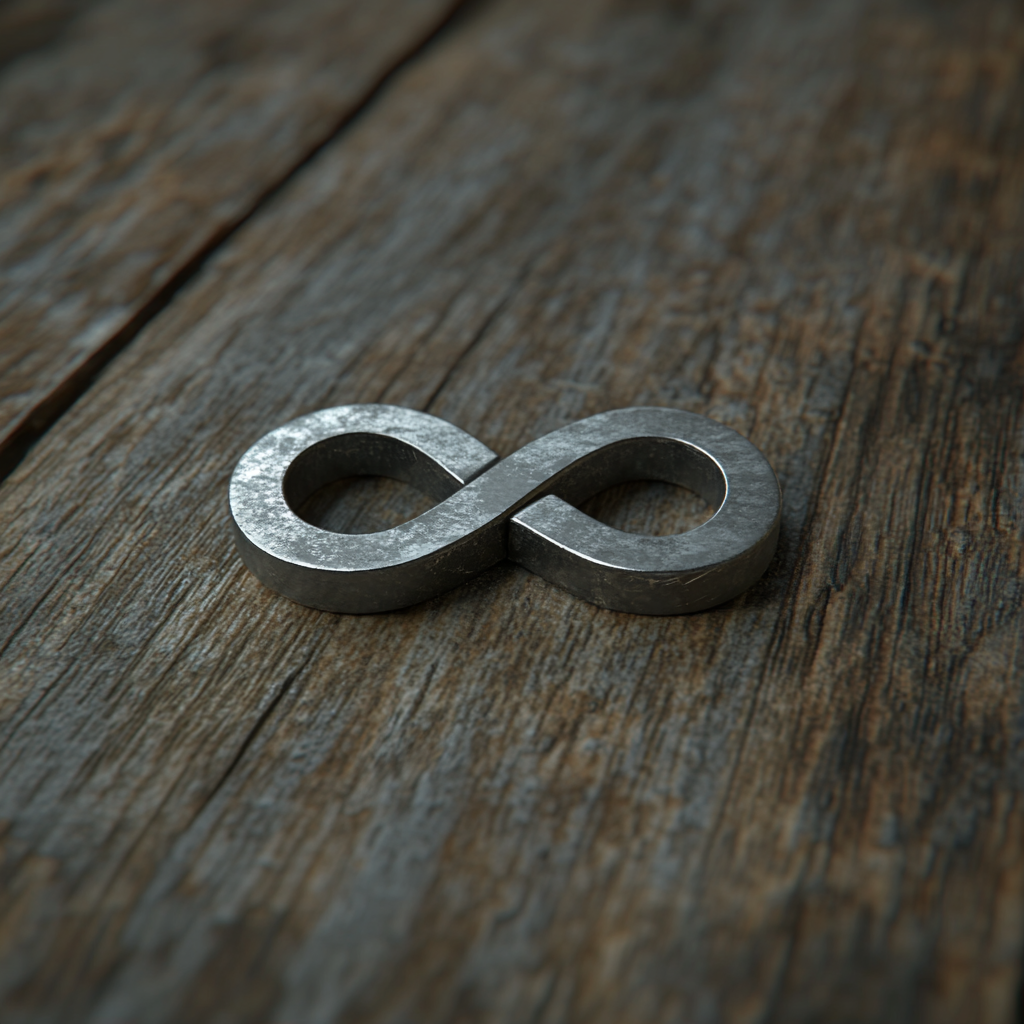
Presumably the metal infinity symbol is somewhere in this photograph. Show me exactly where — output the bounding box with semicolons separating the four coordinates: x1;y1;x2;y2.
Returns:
229;405;780;615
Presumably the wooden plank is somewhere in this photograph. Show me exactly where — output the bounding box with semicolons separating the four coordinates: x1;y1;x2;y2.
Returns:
1;0;1022;1020
0;0;462;476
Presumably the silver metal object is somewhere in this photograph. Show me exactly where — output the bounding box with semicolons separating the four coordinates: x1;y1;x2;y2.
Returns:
229;405;780;615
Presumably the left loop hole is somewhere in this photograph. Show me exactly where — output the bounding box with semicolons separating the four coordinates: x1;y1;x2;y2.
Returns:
294;476;436;535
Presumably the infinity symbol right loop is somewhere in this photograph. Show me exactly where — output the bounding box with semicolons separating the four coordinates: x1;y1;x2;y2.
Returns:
229;405;780;615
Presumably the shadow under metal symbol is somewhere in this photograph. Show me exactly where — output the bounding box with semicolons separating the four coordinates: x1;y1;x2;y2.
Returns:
229;405;780;615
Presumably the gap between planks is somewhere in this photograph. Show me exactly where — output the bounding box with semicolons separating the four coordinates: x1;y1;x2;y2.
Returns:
0;0;479;485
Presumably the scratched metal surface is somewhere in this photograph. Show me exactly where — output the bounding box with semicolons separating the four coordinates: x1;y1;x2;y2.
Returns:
230;405;779;613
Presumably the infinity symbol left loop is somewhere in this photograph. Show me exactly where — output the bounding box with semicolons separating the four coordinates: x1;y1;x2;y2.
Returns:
229;405;780;615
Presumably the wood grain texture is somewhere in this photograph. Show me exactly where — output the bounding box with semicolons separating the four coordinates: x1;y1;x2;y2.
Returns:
0;0;460;472
1;0;1023;1021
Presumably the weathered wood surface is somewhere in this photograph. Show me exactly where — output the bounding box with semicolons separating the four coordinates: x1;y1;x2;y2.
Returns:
0;0;460;474
1;0;1023;1021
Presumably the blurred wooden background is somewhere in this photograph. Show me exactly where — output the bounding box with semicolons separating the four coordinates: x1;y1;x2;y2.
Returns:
0;0;1022;1021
